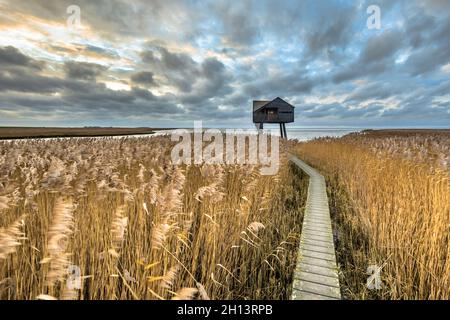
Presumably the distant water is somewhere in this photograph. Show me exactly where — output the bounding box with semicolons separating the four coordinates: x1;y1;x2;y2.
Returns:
154;127;361;142
2;127;361;142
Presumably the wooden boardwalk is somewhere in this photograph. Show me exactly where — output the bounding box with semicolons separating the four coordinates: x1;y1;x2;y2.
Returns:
290;155;341;300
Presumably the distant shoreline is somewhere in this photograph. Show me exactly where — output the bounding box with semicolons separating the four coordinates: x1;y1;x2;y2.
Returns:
0;127;174;140
0;127;448;140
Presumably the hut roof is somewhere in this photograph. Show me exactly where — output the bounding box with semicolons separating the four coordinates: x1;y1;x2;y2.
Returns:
252;97;295;112
252;100;270;112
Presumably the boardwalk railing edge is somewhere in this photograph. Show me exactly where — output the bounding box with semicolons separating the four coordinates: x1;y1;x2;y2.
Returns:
289;154;342;300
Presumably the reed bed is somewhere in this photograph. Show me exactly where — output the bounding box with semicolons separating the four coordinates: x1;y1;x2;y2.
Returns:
0;135;307;300
294;130;450;299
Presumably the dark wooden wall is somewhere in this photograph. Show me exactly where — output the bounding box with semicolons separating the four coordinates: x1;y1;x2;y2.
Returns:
253;104;294;123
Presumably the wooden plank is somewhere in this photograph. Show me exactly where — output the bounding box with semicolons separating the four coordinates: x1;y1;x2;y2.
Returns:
303;218;331;225
303;226;333;233
291;290;338;300
303;220;332;228
297;263;339;279
300;239;335;249
290;155;341;300
300;243;336;255
294;271;340;288
302;229;333;238
300;256;338;269
300;249;336;261
302;234;334;245
293;279;341;299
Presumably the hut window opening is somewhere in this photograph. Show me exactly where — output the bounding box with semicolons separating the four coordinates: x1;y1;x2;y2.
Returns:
266;108;278;121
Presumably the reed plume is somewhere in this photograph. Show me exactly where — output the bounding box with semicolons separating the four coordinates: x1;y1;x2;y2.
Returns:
171;287;198;300
42;198;75;288
111;205;128;250
0;216;25;260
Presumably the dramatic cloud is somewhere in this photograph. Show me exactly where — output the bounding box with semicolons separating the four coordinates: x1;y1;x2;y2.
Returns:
0;46;44;70
64;61;108;80
359;30;404;64
130;71;156;85
404;18;450;76
0;0;449;127
332;29;404;83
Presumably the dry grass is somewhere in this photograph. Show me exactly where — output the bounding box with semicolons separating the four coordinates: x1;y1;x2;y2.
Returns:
294;130;450;299
0;135;307;300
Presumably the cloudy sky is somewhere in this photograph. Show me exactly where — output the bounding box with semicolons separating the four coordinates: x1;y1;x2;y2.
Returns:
0;0;449;128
